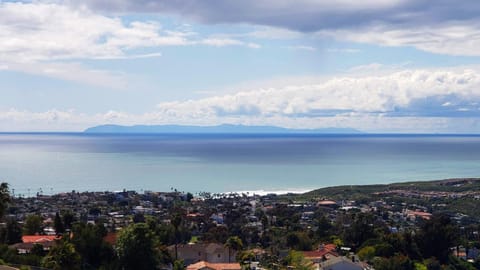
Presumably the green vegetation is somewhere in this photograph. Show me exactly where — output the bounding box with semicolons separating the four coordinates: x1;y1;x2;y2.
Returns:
41;241;81;270
116;223;160;270
1;179;480;269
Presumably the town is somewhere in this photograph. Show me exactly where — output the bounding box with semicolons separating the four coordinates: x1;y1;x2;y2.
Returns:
1;179;480;270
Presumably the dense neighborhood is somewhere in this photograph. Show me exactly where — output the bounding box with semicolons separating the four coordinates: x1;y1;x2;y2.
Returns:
1;179;480;270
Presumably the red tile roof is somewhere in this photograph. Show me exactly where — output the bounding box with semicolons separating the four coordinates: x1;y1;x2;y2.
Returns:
303;250;338;259
22;235;60;243
187;261;241;270
324;244;337;251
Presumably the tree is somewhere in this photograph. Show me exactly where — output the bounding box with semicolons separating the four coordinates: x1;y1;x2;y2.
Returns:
373;254;415;270
316;215;332;240
62;211;75;231
116;223;158;270
343;212;376;248
42;241;81;270
374;243;395;257
186;192;193;202
357;246;375;262
424;258;441;270
133;213;145;223
171;213;182;260
0;183;10;220
283;250;315;270
225;236;243;263
173;259;185;270
1;218;22;244
286;232;312;251
23;215;43;235
416;214;458;264
71;223;114;268
54;212;65;234
203;226;229;243
30;243;46;256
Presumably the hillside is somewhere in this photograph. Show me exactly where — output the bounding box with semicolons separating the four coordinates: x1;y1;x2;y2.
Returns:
294;178;480;218
303;178;480;199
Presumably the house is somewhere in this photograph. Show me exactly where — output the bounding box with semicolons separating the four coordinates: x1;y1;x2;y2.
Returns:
318;256;365;270
11;235;62;254
317;200;338;208
22;235;61;243
303;244;339;263
303;250;338;264
186;261;241;270
11;241;57;254
170;243;237;266
405;210;432;221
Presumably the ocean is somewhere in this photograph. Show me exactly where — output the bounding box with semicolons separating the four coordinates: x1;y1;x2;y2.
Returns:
1;133;479;196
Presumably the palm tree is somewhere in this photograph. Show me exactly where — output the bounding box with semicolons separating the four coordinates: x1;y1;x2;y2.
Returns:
0;182;10;221
171;213;182;260
225;236;243;263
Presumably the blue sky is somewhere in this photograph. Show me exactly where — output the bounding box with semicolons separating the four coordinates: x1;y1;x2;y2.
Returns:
2;0;480;132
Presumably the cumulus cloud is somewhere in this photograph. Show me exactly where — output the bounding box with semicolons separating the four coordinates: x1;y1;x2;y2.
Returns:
3;67;480;132
155;68;480;118
0;2;190;62
0;2;258;62
0;2;258;86
69;0;480;56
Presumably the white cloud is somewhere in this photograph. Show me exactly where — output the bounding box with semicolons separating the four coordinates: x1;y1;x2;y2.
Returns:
155;68;480;117
320;23;480;56
0;2;262;61
0;2;190;62
246;43;261;49
0;2;259;86
3;66;480;132
199;38;260;49
70;0;480;56
286;45;317;52
5;61;127;89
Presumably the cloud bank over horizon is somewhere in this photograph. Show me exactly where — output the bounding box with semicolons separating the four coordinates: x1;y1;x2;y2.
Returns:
3;67;480;133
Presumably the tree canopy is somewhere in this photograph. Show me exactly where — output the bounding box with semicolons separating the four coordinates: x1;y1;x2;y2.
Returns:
116;223;160;270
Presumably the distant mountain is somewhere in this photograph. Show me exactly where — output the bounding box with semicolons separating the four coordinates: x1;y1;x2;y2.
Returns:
84;124;364;134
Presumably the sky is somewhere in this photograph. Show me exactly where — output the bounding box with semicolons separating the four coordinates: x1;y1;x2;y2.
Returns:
2;0;480;132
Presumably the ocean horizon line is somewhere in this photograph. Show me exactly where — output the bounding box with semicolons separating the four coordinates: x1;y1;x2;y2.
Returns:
3;131;480;136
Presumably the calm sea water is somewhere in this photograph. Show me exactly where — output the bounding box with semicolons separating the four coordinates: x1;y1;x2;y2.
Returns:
1;133;479;196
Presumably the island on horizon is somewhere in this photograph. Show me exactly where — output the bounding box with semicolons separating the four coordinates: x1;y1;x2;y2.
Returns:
84;124;364;134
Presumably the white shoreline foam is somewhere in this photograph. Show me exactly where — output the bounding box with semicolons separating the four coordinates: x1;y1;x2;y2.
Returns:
225;189;313;196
